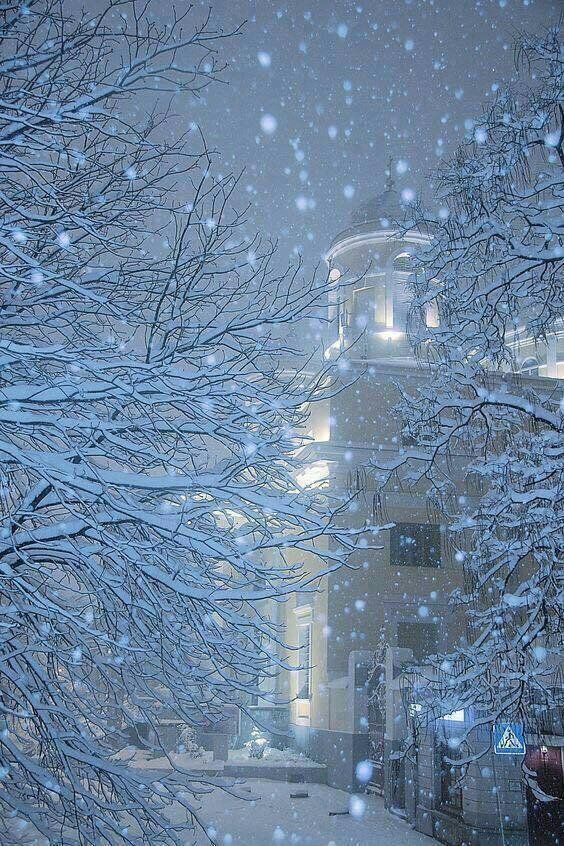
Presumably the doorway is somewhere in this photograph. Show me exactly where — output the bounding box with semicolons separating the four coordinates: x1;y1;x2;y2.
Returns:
525;745;563;846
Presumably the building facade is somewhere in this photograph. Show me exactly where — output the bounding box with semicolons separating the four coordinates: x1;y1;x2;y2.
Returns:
282;178;464;785
277;178;563;846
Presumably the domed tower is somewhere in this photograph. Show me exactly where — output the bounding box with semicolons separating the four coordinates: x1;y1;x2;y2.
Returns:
285;168;464;800
325;169;433;360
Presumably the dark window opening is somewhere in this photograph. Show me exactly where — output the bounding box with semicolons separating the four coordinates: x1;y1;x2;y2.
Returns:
390;522;441;567
397;621;439;662
354;663;370;689
400;429;417;448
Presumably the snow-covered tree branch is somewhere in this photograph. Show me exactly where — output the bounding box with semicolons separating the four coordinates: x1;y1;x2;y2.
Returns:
374;27;563;759
0;3;366;843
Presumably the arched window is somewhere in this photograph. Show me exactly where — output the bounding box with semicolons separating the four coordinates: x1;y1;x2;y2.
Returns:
393;252;413;272
520;357;539;377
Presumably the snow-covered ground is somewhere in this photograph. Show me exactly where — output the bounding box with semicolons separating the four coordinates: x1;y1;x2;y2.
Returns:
182;779;433;846
6;776;432;846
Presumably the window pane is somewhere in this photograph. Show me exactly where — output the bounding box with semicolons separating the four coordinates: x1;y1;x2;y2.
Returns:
297;625;311;699
353;287;375;327
390;523;441;567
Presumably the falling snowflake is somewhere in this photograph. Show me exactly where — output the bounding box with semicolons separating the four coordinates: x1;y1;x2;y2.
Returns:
260;114;278;134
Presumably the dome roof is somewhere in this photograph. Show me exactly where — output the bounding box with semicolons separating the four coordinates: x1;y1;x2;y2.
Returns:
327;165;435;255
328;161;424;251
349;187;406;227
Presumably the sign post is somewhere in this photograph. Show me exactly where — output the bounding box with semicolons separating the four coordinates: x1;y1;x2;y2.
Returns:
491;722;525;846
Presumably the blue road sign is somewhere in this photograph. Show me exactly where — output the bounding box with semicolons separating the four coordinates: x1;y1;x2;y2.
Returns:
493;722;526;755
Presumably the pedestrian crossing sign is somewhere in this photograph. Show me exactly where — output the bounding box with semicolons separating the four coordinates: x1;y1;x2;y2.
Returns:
493;722;526;755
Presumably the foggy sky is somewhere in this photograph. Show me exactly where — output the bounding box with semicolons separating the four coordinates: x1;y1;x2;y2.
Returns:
72;0;561;268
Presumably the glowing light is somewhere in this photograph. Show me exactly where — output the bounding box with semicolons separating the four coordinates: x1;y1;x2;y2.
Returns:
356;760;373;783
328;267;341;282
349;795;366;819
296;461;329;489
441;709;465;722
260;113;277;134
376;330;403;341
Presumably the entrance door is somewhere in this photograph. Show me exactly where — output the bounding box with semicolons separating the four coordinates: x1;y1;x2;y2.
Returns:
525;746;564;846
389;754;406;811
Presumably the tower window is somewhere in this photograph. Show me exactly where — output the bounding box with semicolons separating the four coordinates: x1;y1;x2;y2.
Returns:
353;286;376;327
520;357;539;377
393;252;413;272
295;591;312;609
425;300;440;328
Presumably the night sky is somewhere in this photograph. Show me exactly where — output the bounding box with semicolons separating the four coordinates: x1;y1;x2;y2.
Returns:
184;0;559;267
80;0;561;269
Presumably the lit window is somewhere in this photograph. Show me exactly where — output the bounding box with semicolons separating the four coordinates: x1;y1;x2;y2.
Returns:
441;710;465;722
353;286;376;327
297;624;312;700
425;299;439;327
295;592;312;609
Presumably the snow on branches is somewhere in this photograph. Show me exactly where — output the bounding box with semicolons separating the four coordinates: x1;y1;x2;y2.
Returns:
0;3;364;844
376;28;563;754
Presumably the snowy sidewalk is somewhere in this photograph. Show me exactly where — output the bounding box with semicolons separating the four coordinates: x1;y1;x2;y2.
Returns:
183;779;433;846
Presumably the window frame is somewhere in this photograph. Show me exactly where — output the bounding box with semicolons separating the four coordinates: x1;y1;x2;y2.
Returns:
393;252;414;272
520;357;540;376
